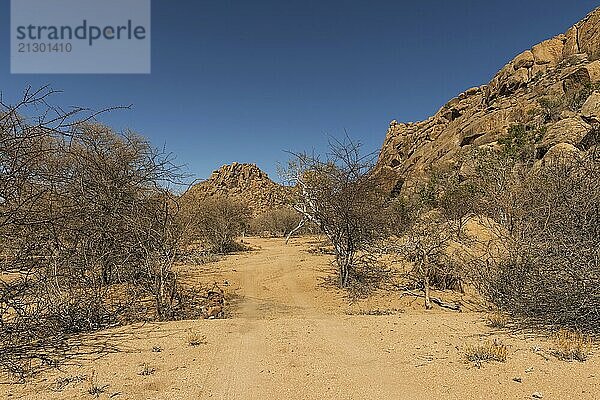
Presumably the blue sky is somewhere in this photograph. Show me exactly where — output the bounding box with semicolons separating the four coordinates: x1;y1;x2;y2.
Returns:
1;1;598;182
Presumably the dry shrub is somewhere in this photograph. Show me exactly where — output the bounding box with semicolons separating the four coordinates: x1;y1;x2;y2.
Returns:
385;167;470;309
566;82;600;111
0;87;193;379
180;196;251;254
536;83;599;122
345;308;402;316
469;149;600;333
486;312;510;329
282;136;388;287
538;96;564;122
464;339;507;367
87;371;108;398
398;213;463;309
250;208;301;237
176;249;221;265
551;329;592;362
138;363;156;376
343;253;398;300
51;375;86;392
186;330;207;347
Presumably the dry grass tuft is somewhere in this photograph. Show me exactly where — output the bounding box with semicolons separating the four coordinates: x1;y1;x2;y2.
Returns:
345;308;402;316
138;363;156;376
186;330;207;347
51;375;86;392
486;312;509;328
87;371;108;398
551;329;592;362
464;339;507;367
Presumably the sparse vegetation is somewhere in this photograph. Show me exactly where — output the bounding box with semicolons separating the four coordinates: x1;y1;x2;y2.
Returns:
469;147;600;333
551;329;592;362
486;312;510;329
566;82;600;112
51;375;87;392
0;87;195;378
538;96;564;123
497;123;544;160
138;363;156;376
538;82;600;118
345;308;402;316
6;6;600;399
250;208;303;237
87;371;108;398
464;340;508;367
186;330;207;347
385;167;468;309
397;211;459;309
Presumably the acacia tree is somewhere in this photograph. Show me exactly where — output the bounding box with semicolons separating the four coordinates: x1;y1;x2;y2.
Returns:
0;87;190;377
282;137;386;287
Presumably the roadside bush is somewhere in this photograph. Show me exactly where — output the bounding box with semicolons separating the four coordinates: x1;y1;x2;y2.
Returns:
469;147;600;333
0;87;190;378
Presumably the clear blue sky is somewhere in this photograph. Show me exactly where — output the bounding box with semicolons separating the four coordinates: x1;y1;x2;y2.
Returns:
1;1;598;182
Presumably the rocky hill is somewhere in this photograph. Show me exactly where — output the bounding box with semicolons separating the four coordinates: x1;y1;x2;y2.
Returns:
375;7;600;194
186;162;290;215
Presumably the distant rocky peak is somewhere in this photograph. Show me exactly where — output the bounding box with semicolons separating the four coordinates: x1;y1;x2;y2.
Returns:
187;162;290;215
207;162;270;189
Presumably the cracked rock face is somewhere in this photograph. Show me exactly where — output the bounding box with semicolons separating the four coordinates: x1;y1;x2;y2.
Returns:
375;7;600;194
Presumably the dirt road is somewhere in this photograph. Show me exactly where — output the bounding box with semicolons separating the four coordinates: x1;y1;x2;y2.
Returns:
4;237;599;399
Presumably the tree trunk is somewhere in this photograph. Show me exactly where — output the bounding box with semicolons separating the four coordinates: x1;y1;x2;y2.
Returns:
423;254;432;310
424;275;432;309
337;251;351;288
339;260;349;287
341;264;349;287
285;218;306;244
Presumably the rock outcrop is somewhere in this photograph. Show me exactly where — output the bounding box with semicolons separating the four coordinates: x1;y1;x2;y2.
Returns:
375;7;600;194
581;91;600;122
185;163;290;215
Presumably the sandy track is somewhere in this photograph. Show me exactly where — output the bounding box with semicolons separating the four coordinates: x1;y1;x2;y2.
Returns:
3;237;600;399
